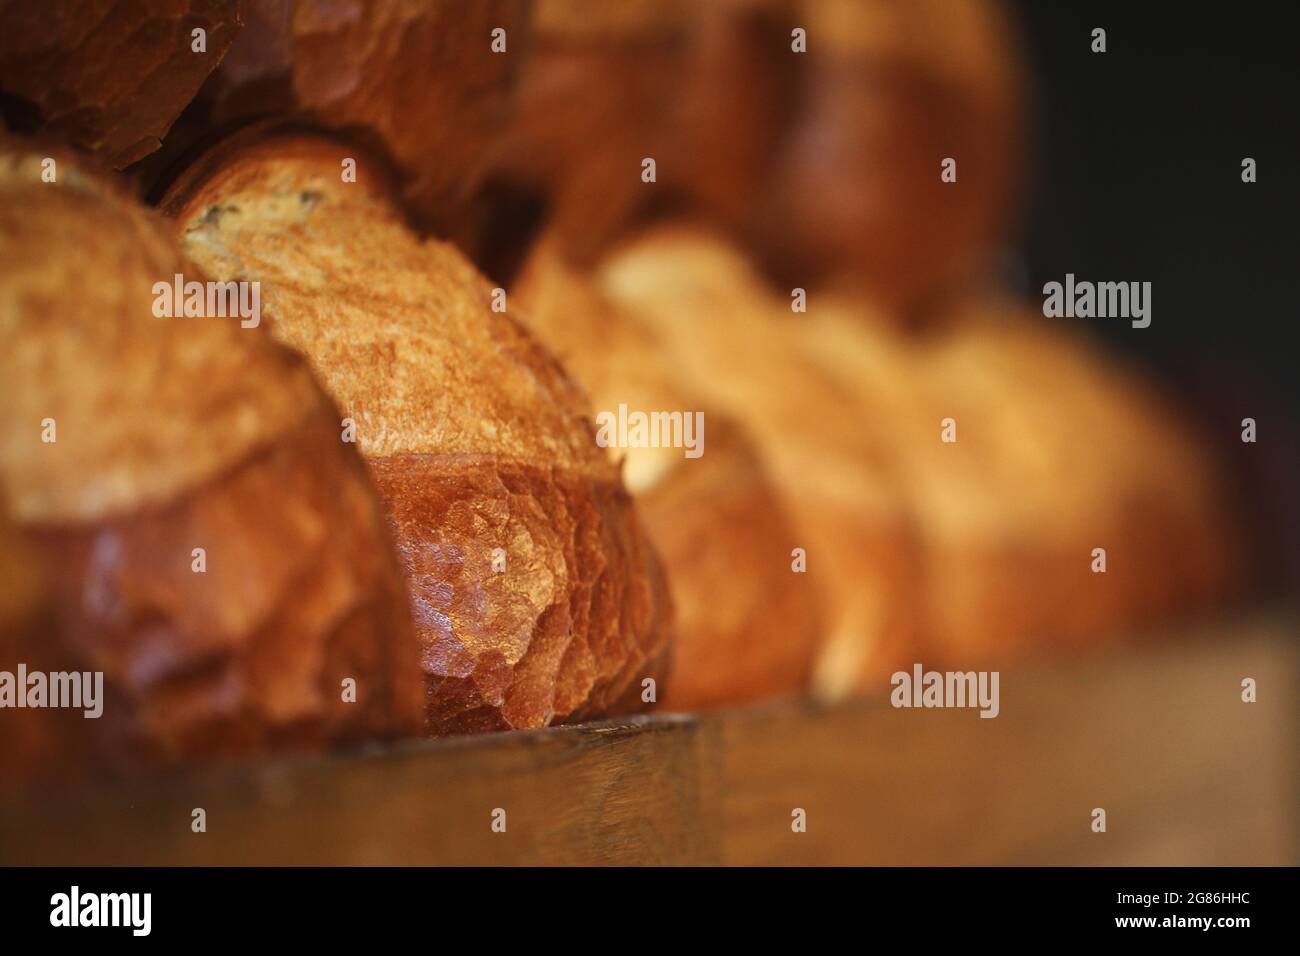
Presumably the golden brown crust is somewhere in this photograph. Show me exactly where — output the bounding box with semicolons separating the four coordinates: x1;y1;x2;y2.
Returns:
596;225;1244;692
370;455;671;733
166;131;674;734
0;150;321;524
895;306;1247;663
514;242;824;709
164;134;598;469
0;0;242;167
595;226;926;693
779;287;1246;672
0;144;422;776
28;401;424;765
633;424;822;708
199;0;529;229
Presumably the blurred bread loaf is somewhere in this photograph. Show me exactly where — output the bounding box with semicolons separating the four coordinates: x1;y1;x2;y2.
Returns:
198;0;529;230
470;0;797;272
663;0;800;238
782;294;1247;676
902;306;1245;663
164;132;673;735
0;503;43;646
0;0;241;167
595;224;925;694
478;0;689;266
0;504;63;785
763;0;1025;319
0;147;422;771
514;240;823;709
598;228;1243;691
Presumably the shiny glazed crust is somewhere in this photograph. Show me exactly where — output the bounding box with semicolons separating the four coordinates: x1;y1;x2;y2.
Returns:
0;145;422;773
165;131;674;734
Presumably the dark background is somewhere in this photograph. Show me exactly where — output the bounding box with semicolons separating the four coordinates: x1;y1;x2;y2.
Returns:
1006;0;1299;586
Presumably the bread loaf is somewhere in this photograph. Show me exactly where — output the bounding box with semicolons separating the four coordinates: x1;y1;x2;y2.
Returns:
898;305;1245;663
478;0;689;265
470;0;796;271
762;0;1025;320
660;0;800;238
598;227;1244;690
514;240;823;709
164;132;674;735
0;0;241;168
772;291;1247;675
0;147;423;771
198;0;529;231
595;224;925;695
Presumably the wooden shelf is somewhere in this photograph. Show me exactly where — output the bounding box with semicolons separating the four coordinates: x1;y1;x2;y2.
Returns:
1;613;1294;865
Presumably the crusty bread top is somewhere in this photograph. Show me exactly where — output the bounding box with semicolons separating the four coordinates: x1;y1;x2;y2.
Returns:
0;149;323;525
166;134;604;473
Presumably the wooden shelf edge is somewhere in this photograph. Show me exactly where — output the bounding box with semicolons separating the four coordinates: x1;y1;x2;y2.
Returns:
1;612;1294;865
